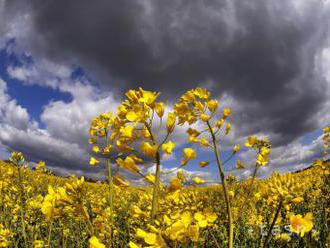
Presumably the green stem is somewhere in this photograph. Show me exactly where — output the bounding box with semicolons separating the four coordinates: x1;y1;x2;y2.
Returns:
151;151;161;219
262;200;282;248
144;122;162;220
207;121;233;248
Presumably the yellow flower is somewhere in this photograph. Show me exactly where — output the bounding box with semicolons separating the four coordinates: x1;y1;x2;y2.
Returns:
130;205;147;218
290;213;313;237
260;146;271;156
192;177;205;184
10;151;25;163
138;88;160;106
193;87;210;99
89;236;105;248
245;136;257;147
181;148;197;165
92;146;100;153
142;127;151;139
162;141;176;154
292;197;304;204
199;161;209;167
222;108;231;118
165;212;193;241
194;210;217;228
233;144;241;154
206;99;218;112
199;138;210;147
128;241;141;248
145;174;155;185
154;102;165;118
215;119;225;128
103;145;113;154
89;157;99;166
36;161;46;171
225;123;231;135
126;111;139;122
167;112;176;133
120;125;135;138
228;190;235;198
140;142;158;158
274;233;291;242
0;224;11;248
200;113;210;122
116;156;140;173
135;228;160;245
34;240;44;248
256;153;268;166
187;128;200;137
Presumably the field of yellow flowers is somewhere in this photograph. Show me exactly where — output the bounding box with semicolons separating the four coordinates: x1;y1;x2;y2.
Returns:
0;88;329;247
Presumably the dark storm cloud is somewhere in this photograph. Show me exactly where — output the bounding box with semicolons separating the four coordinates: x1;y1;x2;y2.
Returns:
4;0;330;146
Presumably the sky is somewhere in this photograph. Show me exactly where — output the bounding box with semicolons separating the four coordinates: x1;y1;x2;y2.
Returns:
0;0;329;184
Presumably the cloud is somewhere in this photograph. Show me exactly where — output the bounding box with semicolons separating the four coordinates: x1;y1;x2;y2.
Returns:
0;76;120;173
0;78;30;130
2;0;330;147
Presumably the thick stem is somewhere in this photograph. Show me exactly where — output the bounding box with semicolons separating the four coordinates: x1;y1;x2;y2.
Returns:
151;151;161;219
207;121;233;248
262;200;282;248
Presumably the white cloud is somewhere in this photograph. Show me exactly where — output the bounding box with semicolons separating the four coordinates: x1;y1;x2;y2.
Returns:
41;81;119;145
0;76;120;173
0;78;30;130
7;65;37;82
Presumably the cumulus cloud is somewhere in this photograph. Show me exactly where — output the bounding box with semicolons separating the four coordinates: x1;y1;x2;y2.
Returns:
0;76;120;174
0;78;30;130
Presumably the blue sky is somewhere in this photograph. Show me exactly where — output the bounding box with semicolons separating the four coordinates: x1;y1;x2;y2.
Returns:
0;1;329;184
0;47;72;124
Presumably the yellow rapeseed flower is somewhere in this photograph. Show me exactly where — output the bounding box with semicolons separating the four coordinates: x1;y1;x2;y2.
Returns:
192;177;205;184
290;213;313;237
222;108;231;118
89;157;100;166
89;236;105;248
181;148;197;166
162;141;176;154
